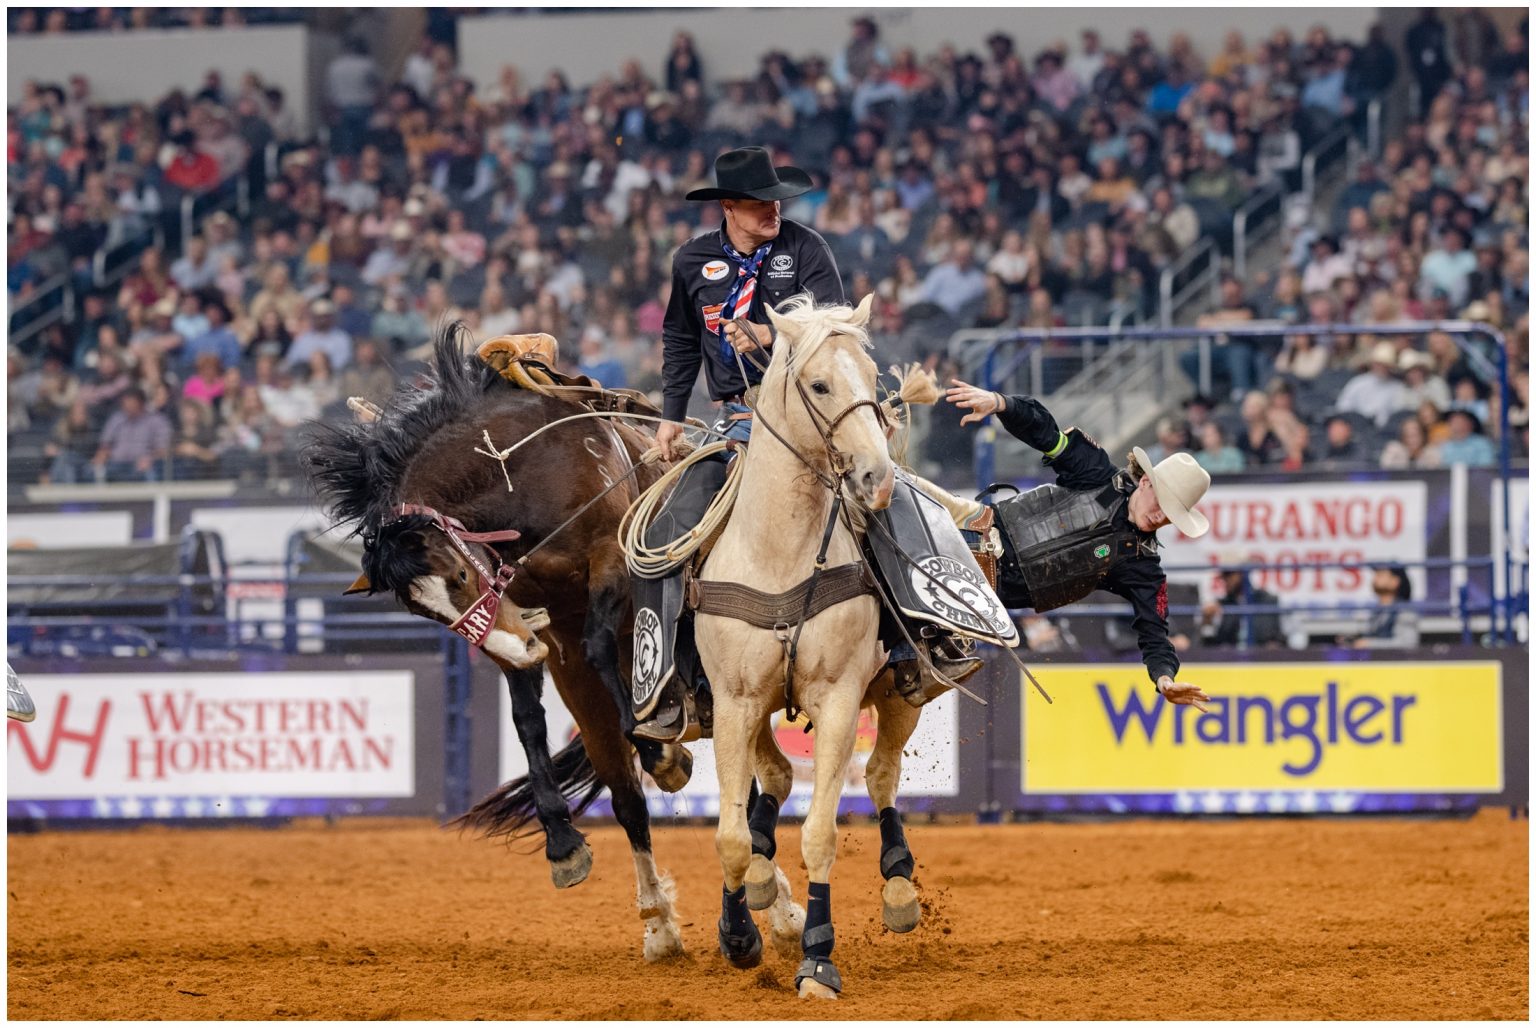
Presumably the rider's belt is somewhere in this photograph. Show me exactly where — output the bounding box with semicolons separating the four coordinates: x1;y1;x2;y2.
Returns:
687;562;875;630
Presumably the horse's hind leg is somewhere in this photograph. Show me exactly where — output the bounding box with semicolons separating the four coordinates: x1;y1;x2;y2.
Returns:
584;555;690;793
867;685;923;933
563;658;685;962
795;684;864;1000
745;726;789;909
712;691;766;969
504;665;591;888
749;728;806;957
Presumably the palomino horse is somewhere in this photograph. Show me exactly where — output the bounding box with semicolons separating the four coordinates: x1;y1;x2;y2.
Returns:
304;322;691;961
694;294;910;999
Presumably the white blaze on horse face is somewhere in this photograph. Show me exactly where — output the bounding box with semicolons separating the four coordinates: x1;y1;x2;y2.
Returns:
831;346;895;510
407;575;549;668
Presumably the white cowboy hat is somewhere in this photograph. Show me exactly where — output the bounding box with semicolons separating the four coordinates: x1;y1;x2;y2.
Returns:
1132;447;1211;538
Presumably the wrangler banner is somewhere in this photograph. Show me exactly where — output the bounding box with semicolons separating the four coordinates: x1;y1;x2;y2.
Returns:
1021;662;1502;795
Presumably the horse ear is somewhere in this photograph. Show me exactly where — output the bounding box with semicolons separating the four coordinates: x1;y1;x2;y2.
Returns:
851;291;875;327
764;303;794;344
343;571;372;595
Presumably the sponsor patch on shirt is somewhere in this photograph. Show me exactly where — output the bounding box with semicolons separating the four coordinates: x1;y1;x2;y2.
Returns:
702;259;730;282
701;303;725;334
767;253;794;278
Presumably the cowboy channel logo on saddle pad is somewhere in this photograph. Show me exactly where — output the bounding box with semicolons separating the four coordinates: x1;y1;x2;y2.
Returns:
870;472;1017;645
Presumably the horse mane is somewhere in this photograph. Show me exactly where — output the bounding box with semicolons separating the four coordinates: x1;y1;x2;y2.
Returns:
302;320;505;537
766;294;872;382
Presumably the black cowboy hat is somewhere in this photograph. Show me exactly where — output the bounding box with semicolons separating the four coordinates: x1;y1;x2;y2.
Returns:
685;146;813;202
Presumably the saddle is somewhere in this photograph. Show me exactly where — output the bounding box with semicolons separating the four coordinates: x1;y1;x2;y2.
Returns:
477;334;664;419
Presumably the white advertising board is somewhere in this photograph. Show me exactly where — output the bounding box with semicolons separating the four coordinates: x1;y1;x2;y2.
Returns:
1157;480;1428;603
8;511;133;549
8;672;414;801
499;680;960;817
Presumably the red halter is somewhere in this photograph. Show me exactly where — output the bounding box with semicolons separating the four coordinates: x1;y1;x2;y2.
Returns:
394;503;523;649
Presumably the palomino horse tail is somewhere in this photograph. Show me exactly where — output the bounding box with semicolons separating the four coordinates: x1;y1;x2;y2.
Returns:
450;736;605;839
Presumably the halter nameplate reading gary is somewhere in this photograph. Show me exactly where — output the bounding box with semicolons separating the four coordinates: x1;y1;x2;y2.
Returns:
395;503;522;649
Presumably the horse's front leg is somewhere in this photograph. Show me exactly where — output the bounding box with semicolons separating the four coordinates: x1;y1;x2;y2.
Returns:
866;683;923;933
795;683;864;1000
503;664;592;888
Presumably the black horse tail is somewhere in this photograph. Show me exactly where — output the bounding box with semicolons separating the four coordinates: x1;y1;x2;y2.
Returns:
450;736;606;840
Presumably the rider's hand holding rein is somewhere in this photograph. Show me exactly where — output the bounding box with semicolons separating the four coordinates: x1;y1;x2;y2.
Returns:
724;320;772;354
946;379;1009;426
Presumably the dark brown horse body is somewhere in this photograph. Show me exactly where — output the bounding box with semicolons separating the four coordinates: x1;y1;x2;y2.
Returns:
304;323;688;960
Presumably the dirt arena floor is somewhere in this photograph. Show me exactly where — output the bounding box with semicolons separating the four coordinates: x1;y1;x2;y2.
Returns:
7;811;1527;1020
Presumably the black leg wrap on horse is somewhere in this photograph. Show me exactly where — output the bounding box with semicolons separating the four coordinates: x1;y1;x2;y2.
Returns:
748;792;780;860
802;881;834;958
717;884;762;966
795;956;842;995
878;806;915;880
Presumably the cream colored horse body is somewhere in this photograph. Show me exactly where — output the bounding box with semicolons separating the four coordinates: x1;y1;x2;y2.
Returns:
694;295;897;999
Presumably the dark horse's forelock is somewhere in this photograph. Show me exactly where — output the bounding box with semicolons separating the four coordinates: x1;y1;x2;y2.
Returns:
302;320;503;539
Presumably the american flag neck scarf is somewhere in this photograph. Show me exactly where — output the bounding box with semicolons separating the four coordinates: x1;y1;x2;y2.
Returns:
717;238;772;379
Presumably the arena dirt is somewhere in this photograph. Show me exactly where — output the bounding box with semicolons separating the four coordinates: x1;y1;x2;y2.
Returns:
8;811;1527;1019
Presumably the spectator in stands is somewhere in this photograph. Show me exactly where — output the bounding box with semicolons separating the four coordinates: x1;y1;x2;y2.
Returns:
42;398;96;484
337;337;395;407
1419;227;1477;309
182;352;227;409
1405;9;1452;116
1194;421;1244;474
1301;235;1351;294
1380;415;1442;470
284;299;352;371
1396;349;1451;412
171;396;221;479
1342;564;1419;649
326;36;381;156
918;240;987;318
1236;390;1286;467
162;132;221;194
91;386;171;482
1336;339;1408;426
1318;413;1366;468
182;299;241;372
1200;559;1285;649
1438;407;1496;467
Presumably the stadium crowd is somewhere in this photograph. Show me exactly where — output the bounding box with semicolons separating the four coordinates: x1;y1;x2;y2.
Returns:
6;10;1527;487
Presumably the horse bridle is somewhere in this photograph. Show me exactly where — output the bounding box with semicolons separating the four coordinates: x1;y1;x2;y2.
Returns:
394;502;523;648
728;318;888;490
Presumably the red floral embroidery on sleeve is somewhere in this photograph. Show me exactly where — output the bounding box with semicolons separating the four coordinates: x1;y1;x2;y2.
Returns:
1155;581;1168;619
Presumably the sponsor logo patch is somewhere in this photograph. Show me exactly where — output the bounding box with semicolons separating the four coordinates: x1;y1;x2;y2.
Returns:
701;303;725;335
702;259;730;282
767;253;795;278
909;555;1012;637
1094;544;1111;559
632;607;664;703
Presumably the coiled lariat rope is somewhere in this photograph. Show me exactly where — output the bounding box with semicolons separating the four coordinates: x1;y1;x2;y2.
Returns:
619;440;744;579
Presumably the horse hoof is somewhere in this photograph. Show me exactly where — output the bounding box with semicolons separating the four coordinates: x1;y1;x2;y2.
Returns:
650;744;692;793
798;979;839;1000
745;854;778;910
717;918;763;969
643;918;686;963
882;876;920;933
795;957;842;999
550;843;593;889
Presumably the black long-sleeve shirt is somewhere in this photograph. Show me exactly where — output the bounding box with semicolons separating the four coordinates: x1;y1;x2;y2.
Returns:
993;394;1180;684
660;217;844;423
